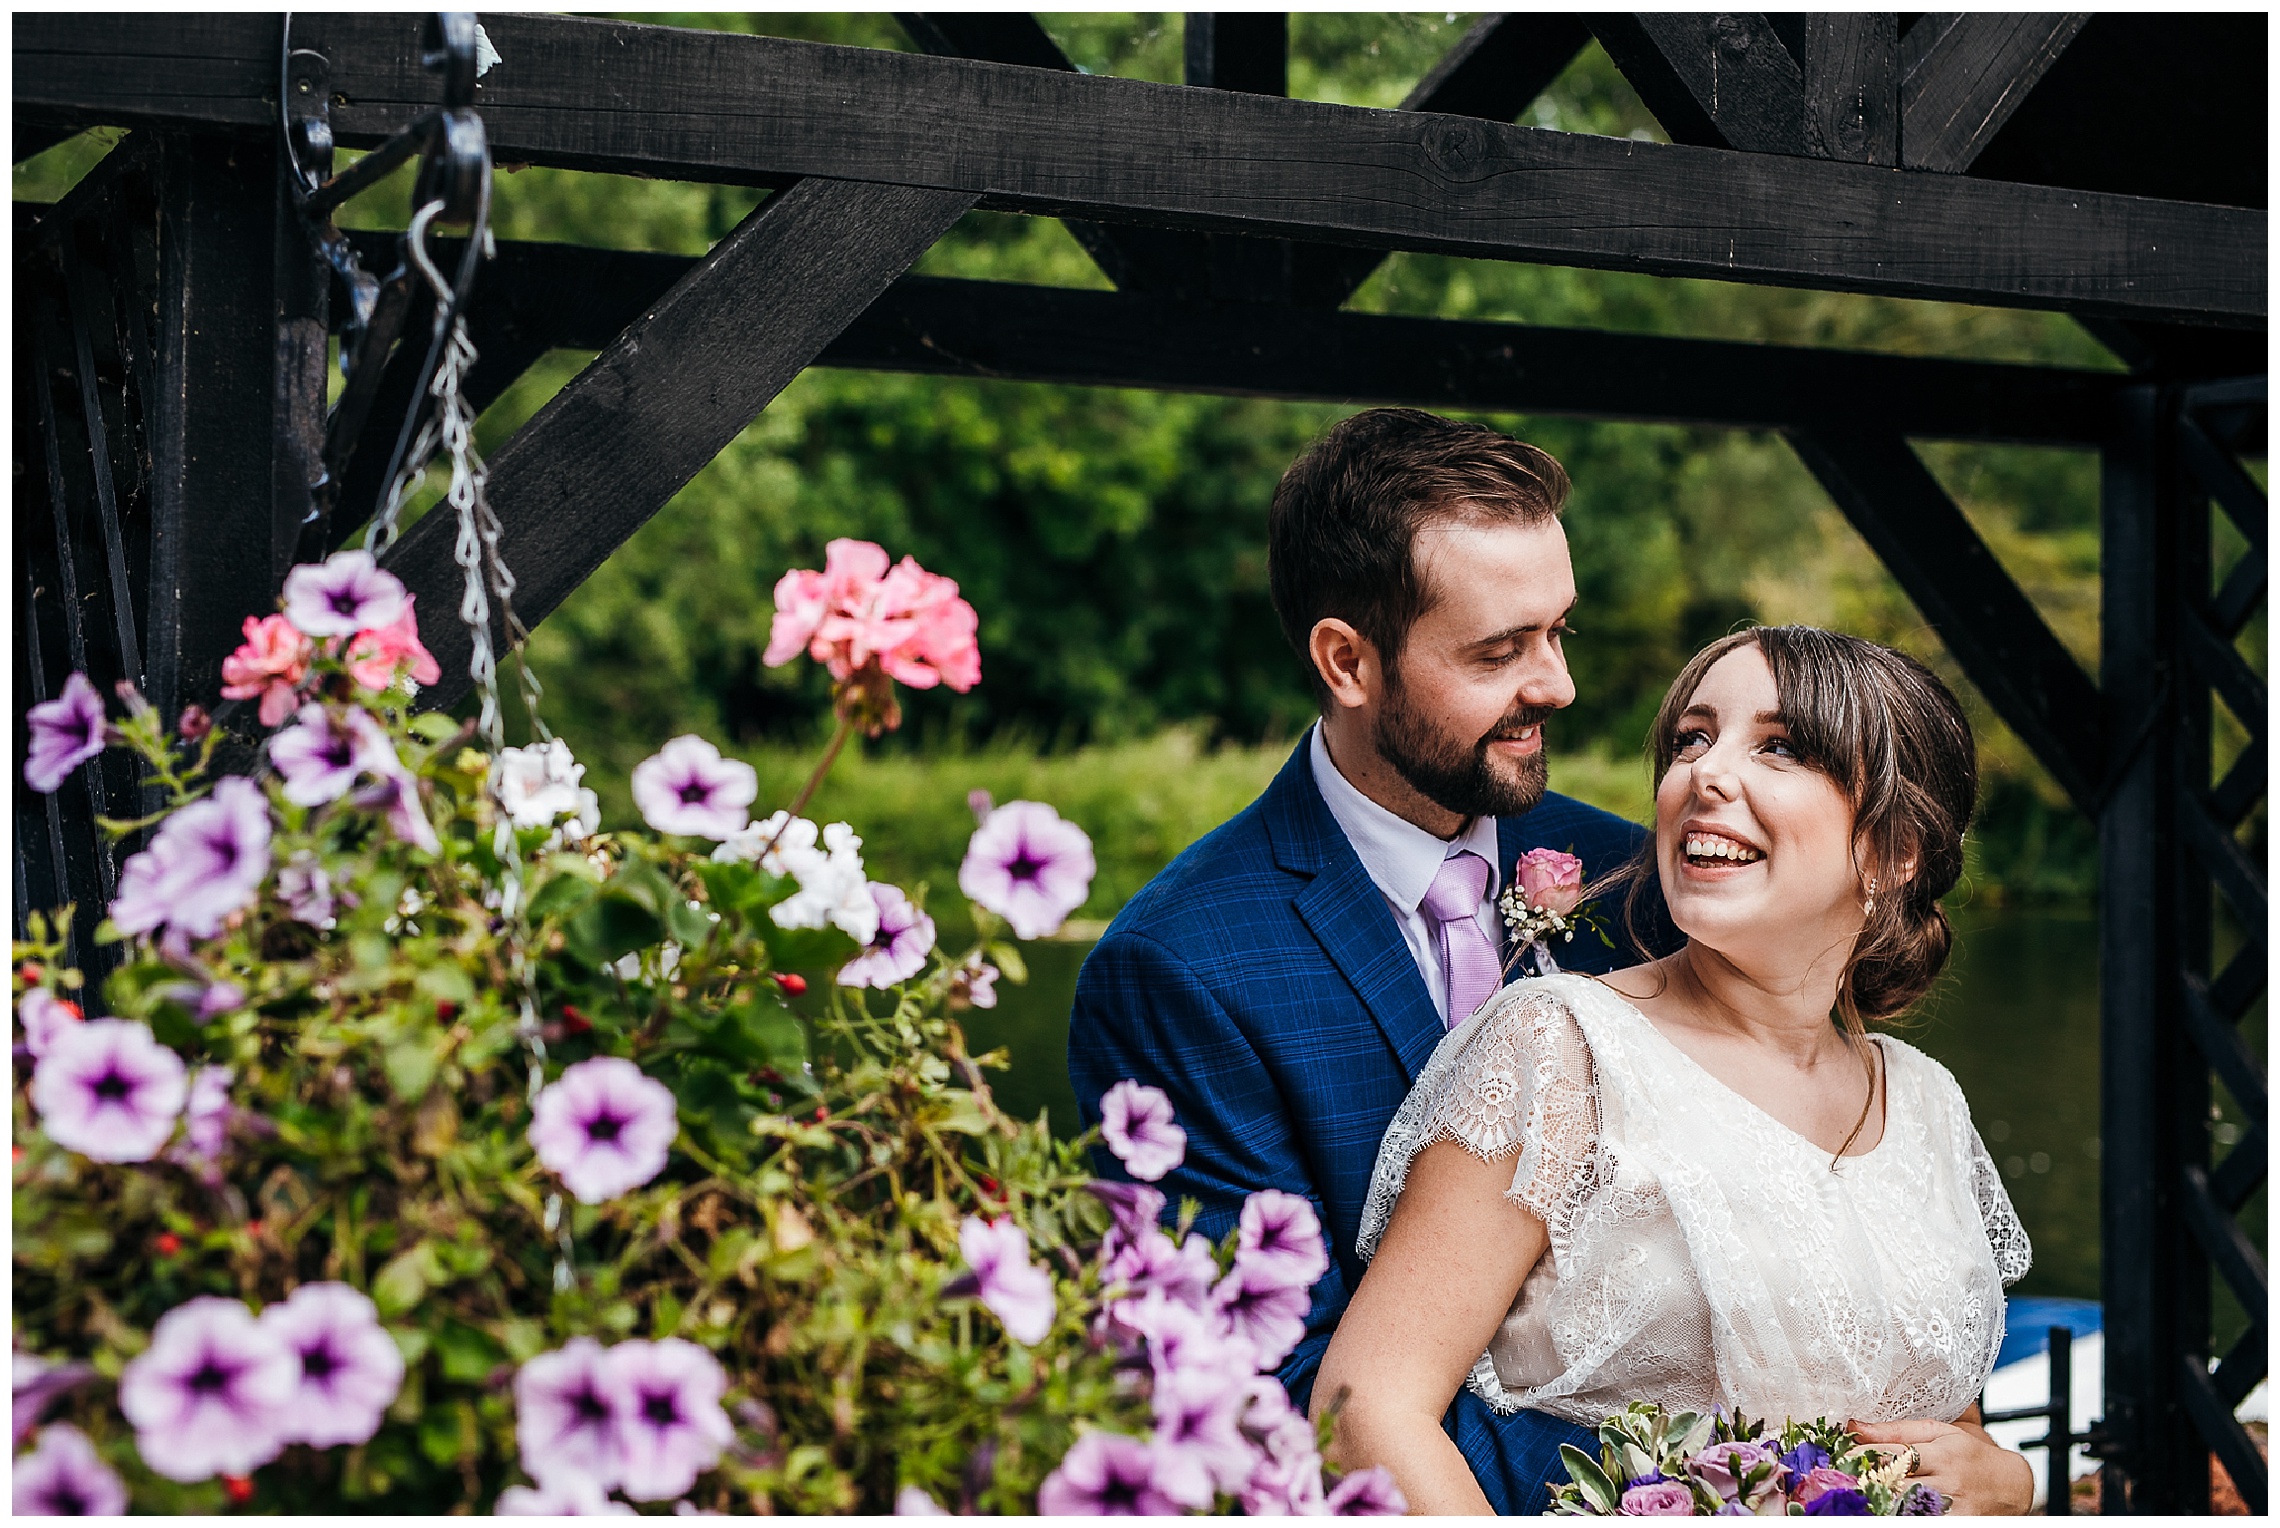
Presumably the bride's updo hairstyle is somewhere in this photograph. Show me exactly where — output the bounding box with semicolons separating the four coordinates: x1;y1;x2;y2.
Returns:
1630;626;1978;1023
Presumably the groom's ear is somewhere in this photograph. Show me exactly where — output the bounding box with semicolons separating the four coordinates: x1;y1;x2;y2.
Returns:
1309;618;1380;710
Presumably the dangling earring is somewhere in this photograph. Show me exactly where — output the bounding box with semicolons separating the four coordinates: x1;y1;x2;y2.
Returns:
1862;876;1879;917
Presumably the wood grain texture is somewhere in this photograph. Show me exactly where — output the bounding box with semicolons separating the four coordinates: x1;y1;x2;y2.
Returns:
15;12;2261;325
1590;14;1804;155
1802;13;1897;165
379;178;975;709
1787;426;2104;810
1900;13;2089;174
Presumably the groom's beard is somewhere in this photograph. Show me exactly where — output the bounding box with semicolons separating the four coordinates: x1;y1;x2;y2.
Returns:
1373;680;1553;821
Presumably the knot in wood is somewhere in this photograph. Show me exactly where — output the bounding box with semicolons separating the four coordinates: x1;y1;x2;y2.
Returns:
1424;119;1486;177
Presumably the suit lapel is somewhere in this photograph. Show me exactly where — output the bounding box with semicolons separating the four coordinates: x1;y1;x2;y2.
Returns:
1263;735;1448;1084
1496;814;1526;967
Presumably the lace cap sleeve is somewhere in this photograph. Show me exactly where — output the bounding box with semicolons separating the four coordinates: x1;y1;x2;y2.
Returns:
1966;1125;2033;1286
1356;982;1602;1263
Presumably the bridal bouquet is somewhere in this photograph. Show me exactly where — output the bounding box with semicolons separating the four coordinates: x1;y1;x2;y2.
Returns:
1551;1404;1944;1516
12;541;1399;1516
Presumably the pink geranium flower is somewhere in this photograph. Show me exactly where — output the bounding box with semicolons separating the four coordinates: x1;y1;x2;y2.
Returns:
763;539;981;692
219;615;315;728
343;596;441;692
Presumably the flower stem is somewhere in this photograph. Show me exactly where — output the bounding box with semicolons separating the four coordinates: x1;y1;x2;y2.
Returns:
756;713;854;860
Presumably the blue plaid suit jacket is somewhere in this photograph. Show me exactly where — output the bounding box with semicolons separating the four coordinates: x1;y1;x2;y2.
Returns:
1069;735;1676;1513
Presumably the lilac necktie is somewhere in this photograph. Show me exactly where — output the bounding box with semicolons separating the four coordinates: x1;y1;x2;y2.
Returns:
1422;849;1501;1029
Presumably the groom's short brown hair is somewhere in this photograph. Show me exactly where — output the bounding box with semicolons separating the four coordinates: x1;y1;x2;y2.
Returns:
1268;408;1570;697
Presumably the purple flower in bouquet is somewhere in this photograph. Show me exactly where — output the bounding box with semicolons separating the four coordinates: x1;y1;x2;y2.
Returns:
958;800;1095;940
281;549;407;638
958;1215;1056;1345
1804;1487;1873;1515
1151;1365;1259;1508
12;1424;128;1516
1899;1484;1945;1515
1098;1079;1185;1182
17;988;83;1060
1693;1440;1785;1510
117;1296;294;1481
165;1064;234;1184
631;735;757;840
1236;1189;1329;1291
109;776;271;940
529;1057;680;1204
837;882;936;989
31;1018;187;1163
277;851;340;927
13;1354;95;1449
269;704;395;807
348;765;441;855
23;674;108;794
895;1485;951;1515
1619;1480;1699;1515
1212;1263;1313;1370
1780;1441;1832;1481
516;1338;624;1489
497;1475;635;1515
607;1338;733;1501
1038;1432;1182;1515
1327;1466;1408;1516
258;1282;405;1448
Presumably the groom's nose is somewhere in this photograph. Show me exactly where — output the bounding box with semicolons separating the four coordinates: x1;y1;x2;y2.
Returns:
1514;641;1576;712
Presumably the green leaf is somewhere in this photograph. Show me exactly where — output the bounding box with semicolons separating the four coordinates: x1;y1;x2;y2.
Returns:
414;964;475;1005
407;713;462;742
986;941;1029;985
384;1039;441;1101
666;896;716;946
695;860;796;917
567;891;665;966
608;860;680;918
373;1243;435;1317
431;1319;506;1384
417;1397;479;1467
1559;1444;1619;1515
527;871;598;924
761;921;859;975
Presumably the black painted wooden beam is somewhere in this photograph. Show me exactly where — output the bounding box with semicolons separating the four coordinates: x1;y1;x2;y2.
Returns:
345;232;2124;449
1786;427;2105;810
379;179;976;710
15;13;2259;326
1900;13;2089;174
1590;14;1804;154
1801;14;1897;165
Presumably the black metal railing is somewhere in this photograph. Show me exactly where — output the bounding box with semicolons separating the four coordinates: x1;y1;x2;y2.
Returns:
1983;1325;2106;1515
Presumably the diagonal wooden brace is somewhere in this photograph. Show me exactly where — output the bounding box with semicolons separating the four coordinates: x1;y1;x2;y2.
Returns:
382;178;977;710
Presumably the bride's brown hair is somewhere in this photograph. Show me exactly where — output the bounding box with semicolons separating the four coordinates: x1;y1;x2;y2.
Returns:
1606;626;1978;1153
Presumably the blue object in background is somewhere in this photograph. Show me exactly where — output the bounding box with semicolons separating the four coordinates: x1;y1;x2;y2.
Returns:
1998;1296;2103;1369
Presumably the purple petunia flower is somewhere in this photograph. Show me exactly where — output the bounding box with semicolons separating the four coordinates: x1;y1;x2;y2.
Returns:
497;1474;635;1515
277;851;340;928
349;765;441;855
958;1216;1056;1346
606;1338;733;1501
1089;1180;1167;1255
837;882;936;990
23;674;108;794
1241;1440;1329;1517
30;1018;187;1163
269;704;396;808
258;1282;405;1448
12;1424;128;1516
958;800;1096;940
1212;1263;1313;1371
108;776;272;940
529;1057;680;1204
1098;1079;1186;1182
1327;1465;1408;1516
1235;1189;1330;1291
16;988;83;1060
631;736;757;840
517;1337;624;1489
164;1064;234;1184
13;1354;95;1450
117;1296;293;1481
1151;1364;1260;1508
895;1485;951;1515
281;550;408;638
1103;1228;1219;1315
1038;1431;1182;1515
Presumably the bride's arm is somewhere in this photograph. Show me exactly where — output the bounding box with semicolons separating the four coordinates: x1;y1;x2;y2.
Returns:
1314;1139;1550;1516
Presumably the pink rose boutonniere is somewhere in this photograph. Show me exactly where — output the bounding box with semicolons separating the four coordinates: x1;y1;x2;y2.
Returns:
1497;847;1611;976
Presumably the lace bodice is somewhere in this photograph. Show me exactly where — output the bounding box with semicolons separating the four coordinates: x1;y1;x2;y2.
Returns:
1357;974;2030;1426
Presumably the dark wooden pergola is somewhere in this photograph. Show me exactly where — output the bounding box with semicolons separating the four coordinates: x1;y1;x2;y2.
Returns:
12;13;2266;1512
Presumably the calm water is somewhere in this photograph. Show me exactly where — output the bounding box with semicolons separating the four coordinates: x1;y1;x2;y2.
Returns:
965;909;2113;1300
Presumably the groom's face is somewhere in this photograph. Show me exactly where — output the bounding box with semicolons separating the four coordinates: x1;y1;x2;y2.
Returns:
1372;516;1578;820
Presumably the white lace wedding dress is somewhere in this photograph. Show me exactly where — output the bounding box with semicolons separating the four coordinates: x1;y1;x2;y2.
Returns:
1357;973;2031;1427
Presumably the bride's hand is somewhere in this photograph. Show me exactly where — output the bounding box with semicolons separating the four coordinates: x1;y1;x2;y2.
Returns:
1846;1417;2036;1516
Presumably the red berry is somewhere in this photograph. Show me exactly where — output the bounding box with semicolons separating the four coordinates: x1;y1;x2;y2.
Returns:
222;1475;254;1504
155;1232;182;1256
436;1001;458;1022
773;972;807;996
55;999;82;1023
17;963;41;983
560;1004;592;1035
813;1105;829;1122
979;1175;1002;1198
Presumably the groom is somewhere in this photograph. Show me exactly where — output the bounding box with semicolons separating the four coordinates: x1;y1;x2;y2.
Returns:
1069;408;1677;1512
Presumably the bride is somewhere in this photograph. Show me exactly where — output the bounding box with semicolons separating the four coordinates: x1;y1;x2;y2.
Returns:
1315;627;2037;1515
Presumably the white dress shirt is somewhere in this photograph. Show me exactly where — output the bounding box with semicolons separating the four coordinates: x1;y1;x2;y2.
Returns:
1309;723;1505;1024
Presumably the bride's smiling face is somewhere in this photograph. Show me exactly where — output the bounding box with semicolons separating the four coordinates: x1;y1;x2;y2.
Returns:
1653;645;1865;964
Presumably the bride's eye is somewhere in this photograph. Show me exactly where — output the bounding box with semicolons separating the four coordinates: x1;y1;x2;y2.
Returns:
1672;727;1711;757
1760;735;1799;760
